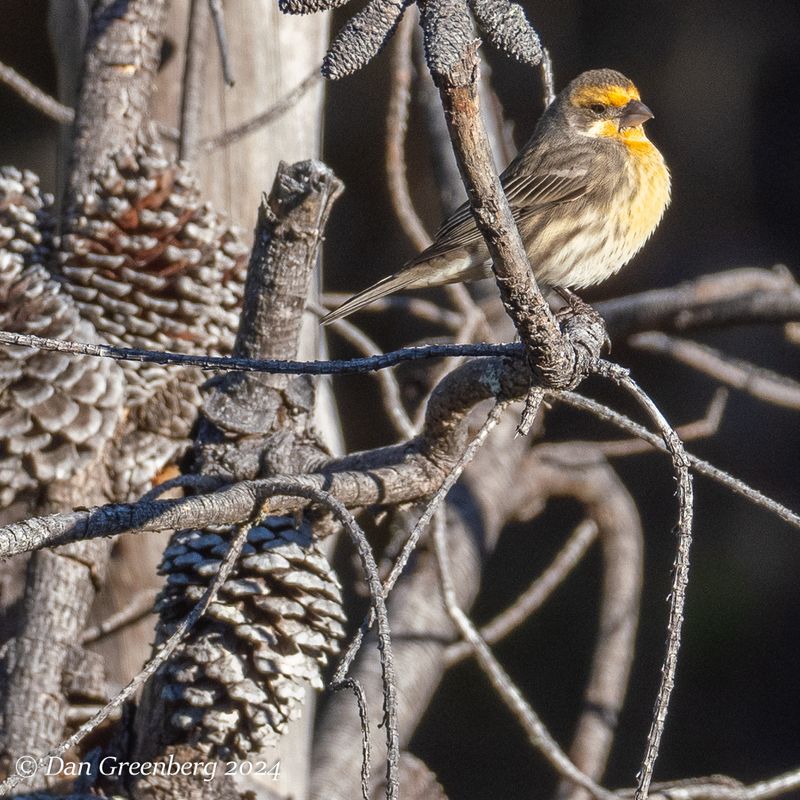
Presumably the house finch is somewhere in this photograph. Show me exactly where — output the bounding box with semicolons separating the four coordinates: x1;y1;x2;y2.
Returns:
322;68;670;324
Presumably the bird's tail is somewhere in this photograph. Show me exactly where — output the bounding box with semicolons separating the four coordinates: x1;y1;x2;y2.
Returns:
321;269;422;325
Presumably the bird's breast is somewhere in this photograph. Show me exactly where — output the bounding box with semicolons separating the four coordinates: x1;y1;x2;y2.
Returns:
622;138;671;253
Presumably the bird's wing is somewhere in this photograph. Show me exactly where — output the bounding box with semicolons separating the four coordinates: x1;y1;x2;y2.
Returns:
410;168;590;264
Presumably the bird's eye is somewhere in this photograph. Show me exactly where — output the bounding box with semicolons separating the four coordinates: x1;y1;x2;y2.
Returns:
589;103;607;115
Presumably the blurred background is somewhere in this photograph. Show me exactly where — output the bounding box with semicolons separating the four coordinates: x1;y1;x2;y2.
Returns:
1;0;799;796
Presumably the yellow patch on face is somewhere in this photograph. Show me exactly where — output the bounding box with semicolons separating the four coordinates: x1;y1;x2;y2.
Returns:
572;83;641;109
589;119;652;146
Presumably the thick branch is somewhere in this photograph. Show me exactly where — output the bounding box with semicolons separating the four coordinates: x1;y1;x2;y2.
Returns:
67;0;170;196
598;267;800;339
418;0;604;387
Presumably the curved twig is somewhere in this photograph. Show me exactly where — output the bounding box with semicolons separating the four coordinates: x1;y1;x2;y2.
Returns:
444;519;598;666
0;59;75;124
386;9;432;251
596;362;693;800
432;512;615;800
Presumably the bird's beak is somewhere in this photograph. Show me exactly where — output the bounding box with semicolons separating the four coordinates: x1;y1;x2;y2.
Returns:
618;99;654;130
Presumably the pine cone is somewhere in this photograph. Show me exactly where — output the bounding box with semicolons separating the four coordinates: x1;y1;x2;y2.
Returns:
60;143;249;406
0;168;124;509
156;517;345;758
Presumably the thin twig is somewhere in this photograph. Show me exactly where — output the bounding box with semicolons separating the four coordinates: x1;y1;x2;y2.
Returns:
618;766;800;800
281;484;398;800
631;332;800;410
198;70;320;153
333;398;514;694
386;9;432;251
332;678;372;800
558;393;800;531
444;519;598;666
431;512;615;800
80;589;159;644
208;0;235;86
596;362;693;800
0;59;75;124
0;520;252;797
589;389;728;458
0;329;519;376
308;300;415;438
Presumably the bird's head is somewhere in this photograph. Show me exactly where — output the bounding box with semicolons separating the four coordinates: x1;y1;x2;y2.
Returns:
559;69;655;146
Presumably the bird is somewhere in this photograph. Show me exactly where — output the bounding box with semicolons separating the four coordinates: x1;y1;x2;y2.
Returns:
322;68;670;324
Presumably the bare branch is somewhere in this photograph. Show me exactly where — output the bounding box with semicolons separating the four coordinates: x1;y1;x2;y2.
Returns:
80;588;159;644
0;59;75;124
621;767;800;800
444;519;598;666
208;0;235;86
630;333;800;410
596;362;693;800
331;679;373;800
387;9;432;252
178;0;211;161
590;389;728;458
4;350;799;560
333;398;513;690
0;329;520;376
528;446;643;799
431;512;615;800
196;70;321;153
283;484;398;800
598;266;800;339
559;393;800;530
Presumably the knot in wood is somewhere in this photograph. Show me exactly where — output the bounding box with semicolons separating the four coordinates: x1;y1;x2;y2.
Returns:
529;304;607;391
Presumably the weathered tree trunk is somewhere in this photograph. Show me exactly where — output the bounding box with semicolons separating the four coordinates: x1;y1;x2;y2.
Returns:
104;6;334;798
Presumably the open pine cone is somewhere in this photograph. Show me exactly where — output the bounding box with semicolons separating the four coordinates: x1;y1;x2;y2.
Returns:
60;143;249;406
0;167;124;509
156;517;346;758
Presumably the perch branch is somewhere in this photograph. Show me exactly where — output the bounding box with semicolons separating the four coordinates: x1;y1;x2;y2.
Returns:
420;0;604;388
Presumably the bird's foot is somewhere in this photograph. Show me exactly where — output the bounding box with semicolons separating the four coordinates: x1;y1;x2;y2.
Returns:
554;287;611;354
